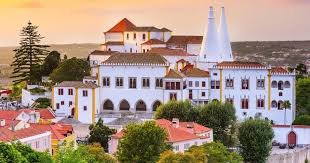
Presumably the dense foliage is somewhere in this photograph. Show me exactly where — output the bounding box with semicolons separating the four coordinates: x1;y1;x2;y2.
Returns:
41;51;61;76
116;121;169;163
293;115;310;125
88;118;116;152
11;21;49;85
238;119;274;163
155;100;237;146
34;97;51;108
49;57;90;83
10;81;26;100
296;78;310;116
157;150;197;163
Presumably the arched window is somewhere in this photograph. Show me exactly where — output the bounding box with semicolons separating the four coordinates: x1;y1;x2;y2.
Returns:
152;101;162;112
119;100;130;111
271;100;277;108
136;100;147;111
278;81;284;90
284;81;290;88
278;100;283;110
103;99;114;110
271;81;277;88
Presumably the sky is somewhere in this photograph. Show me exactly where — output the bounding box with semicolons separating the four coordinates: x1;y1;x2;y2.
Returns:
0;0;310;46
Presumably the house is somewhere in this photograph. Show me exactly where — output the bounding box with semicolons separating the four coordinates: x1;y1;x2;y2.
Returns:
108;119;213;153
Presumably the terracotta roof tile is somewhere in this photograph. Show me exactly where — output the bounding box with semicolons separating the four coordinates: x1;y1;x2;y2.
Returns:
142;39;166;45
128;26;161;32
165;69;184;78
161;28;172;32
55;81;97;88
89;50;116;56
83;76;98;80
106;18;136;32
167;35;203;48
216;61;266;68
102;41;124;46
37;109;55;119
179;122;212;134
182;67;210;77
148;48;196;56
102;53;168;65
0;111;20;120
271;67;289;73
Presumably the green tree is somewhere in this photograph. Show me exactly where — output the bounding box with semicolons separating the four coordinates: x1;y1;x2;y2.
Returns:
293;115;310;125
238;119;274;163
12;142;53;163
198;101;237;146
11;21;49;85
87;143;116;163
0;142;27;163
10;81;27;100
34;97;51;108
88;118;116;152
296;78;310;115
41;51;61;76
157;150;196;163
283;100;291;125
155;100;193;121
49;57;90;83
116;121;169;163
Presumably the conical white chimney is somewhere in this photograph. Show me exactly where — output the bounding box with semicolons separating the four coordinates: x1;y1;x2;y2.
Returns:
199;6;221;63
219;7;233;61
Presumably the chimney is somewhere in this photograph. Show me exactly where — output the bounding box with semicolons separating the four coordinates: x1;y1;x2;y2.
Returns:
172;118;179;128
0;119;5;127
199;6;221;63
219;7;233;62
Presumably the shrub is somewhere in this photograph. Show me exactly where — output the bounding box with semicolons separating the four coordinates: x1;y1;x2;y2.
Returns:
293;115;310;125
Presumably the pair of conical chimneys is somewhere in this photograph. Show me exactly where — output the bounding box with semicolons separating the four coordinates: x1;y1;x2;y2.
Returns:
199;6;233;63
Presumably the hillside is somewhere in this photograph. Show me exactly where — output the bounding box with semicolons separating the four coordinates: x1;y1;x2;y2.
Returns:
0;41;309;87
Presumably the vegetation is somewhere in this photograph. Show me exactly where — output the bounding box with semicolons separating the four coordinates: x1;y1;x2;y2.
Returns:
296;78;310;116
49;57;90;83
116;121;169;163
293;115;310;125
11;21;49;85
88;118;116;152
157;150;197;163
238;119;274;163
41;51;61;77
29;87;46;94
34;98;51;108
10;81;27;100
155;100;237;147
0;142;53;163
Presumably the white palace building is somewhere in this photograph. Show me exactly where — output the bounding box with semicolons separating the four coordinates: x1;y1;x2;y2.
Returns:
52;7;296;125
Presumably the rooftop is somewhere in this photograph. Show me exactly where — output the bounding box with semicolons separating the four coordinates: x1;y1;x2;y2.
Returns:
102;53;168;65
142;39;166;45
216;61;266;68
271;67;289;73
102;41;124;46
89;50;116;56
182;67;210;78
55;81;97;88
165;69;185;78
166;35;203;48
148;48;196;56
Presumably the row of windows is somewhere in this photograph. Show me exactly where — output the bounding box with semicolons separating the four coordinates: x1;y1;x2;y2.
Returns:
188;90;206;99
188;81;206;88
224;98;290;110
102;77;163;88
271;81;291;90
126;33;146;40
211;79;291;90
57;89;88;97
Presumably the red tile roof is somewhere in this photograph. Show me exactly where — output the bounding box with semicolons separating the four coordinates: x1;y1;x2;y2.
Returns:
102;41;124;46
31;123;73;140
165;69;184;78
273;124;310;129
37;109;55;119
142;39;166;45
181;67;210;77
271;67;289;73
106;18;136;33
148;48;196;56
179;122;211;134
0;109;55;120
0;110;20;120
167;35;203;48
89;50;117;56
216;61;266;68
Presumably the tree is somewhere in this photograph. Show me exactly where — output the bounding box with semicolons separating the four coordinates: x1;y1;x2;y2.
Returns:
0;142;27;163
116;121;169;163
238;119;274;163
88;118;116;152
34;98;51;108
198;101;237;146
283;100;291;125
12;142;53;163
10;81;27;100
296;78;310;115
41;51;61;76
155;100;193;121
157;150;196;163
49;57;90;83
11;21;49;85
87;143;117;163
293;115;310;125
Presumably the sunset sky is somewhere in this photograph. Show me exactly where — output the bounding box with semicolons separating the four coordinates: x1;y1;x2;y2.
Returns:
1;0;310;46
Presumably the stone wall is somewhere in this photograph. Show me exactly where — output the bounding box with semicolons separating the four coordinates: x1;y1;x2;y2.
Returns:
268;146;310;163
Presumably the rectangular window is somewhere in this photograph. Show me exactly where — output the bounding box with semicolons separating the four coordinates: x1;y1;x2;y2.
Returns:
142;78;150;88
176;82;180;90
226;79;234;88
211;80;220;89
189;81;193;87
69;101;72;106
133;33;136;40
257;99;264;108
241;79;249;90
83;106;87;111
257;79;265;89
142;33;146;40
241;98;249;109
201;92;206;97
82;90;88;97
195;81;199;87
115;77;123;87
189;90;193;99
202;81;206;87
156;78;163;88
126;33;129;40
68;89;73;95
165;82;181;90
174;145;179;151
226;98;233;104
58;89;64;95
169;93;177;101
102;77;110;87
184;143;190;150
61;101;64;105
129;77;137;89
56;103;60;109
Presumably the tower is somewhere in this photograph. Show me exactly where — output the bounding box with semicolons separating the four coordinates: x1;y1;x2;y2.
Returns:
199;6;221;64
219;7;234;61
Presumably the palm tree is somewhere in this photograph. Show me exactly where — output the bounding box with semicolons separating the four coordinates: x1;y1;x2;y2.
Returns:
283;100;291;125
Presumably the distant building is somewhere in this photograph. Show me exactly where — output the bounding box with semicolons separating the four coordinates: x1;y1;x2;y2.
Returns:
22;85;51;108
108;119;213;153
